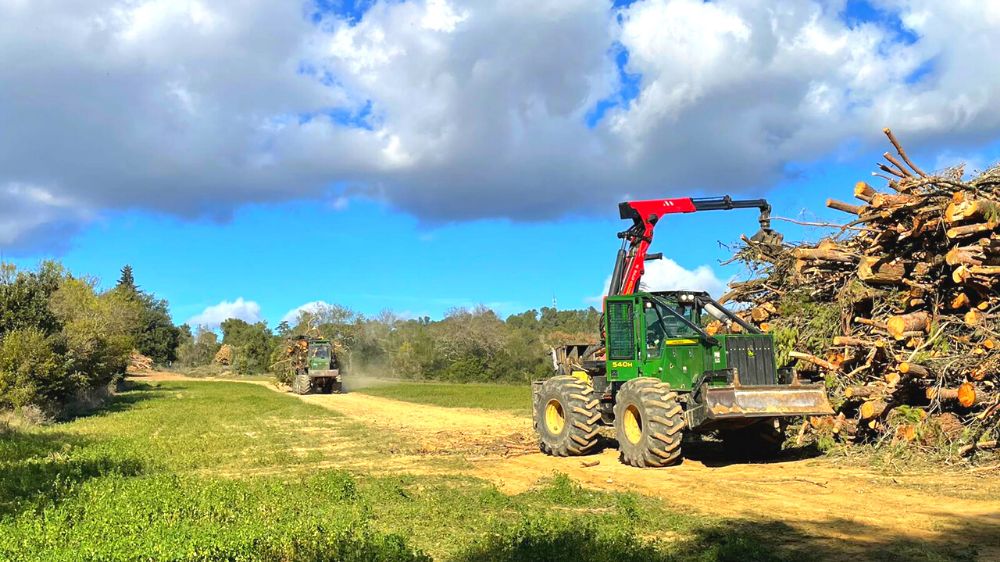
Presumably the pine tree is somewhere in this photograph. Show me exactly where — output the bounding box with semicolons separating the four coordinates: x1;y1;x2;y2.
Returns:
117;264;137;294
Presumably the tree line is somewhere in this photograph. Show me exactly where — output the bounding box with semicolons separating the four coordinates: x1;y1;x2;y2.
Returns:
1;260;601;416
179;303;601;384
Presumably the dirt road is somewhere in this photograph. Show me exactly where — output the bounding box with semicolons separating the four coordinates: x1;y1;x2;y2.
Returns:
138;373;1000;558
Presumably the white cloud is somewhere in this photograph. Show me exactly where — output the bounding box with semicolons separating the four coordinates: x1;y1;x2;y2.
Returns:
592;258;728;303
187;297;262;328
281;300;332;324
639;258;729;297
4;1;1000;250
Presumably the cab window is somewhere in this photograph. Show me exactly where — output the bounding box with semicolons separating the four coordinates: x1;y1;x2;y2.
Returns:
310;345;331;360
644;299;697;357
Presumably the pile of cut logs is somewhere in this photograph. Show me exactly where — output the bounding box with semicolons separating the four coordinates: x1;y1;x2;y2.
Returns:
723;129;999;458
127;350;154;373
214;344;233;366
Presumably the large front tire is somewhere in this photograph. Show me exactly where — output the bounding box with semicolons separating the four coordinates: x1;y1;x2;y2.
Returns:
292;374;312;395
534;376;601;456
614;378;685;467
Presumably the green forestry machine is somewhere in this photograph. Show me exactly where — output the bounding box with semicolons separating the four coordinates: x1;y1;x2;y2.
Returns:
534;196;833;467
285;336;343;395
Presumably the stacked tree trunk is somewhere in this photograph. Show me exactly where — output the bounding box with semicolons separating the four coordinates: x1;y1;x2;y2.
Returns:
127;350;154;373
723;129;1000;458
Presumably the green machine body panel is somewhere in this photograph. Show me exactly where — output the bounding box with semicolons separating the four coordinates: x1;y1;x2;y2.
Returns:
598;291;833;431
307;339;336;374
604;292;780;391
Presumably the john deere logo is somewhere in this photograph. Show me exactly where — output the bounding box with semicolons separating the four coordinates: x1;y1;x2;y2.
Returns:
747;349;756;358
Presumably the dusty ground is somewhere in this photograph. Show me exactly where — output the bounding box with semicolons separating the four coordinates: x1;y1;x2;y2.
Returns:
136;372;1000;559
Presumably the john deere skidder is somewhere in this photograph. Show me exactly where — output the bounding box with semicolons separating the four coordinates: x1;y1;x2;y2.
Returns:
533;196;833;467
286;336;343;395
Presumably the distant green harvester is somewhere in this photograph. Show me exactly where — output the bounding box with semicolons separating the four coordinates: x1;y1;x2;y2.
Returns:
288;336;343;395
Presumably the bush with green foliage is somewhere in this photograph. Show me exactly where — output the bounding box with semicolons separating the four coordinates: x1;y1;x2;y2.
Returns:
176;325;221;368
0;261;184;415
221;319;275;375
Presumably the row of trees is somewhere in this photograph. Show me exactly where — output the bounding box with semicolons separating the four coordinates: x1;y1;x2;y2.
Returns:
0;263;181;415
281;304;601;383
172;303;601;383
2;259;603;416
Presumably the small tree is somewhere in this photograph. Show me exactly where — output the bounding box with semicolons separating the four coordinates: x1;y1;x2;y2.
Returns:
221;319;274;375
112;265;181;365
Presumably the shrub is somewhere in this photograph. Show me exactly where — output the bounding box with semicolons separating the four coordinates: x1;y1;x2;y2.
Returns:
0;328;62;411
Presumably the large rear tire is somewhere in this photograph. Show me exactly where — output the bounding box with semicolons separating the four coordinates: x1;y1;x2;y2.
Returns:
614;377;685;467
292;374;312;395
534;376;601;456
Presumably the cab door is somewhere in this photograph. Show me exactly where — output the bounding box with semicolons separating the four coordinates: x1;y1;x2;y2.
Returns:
640;297;701;391
604;298;641;382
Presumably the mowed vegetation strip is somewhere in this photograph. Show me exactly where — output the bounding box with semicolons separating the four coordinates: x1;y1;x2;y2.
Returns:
353;381;533;412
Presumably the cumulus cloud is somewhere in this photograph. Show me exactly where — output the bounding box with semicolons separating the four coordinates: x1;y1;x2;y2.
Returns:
639;258;729;297
594;258;728;303
4;0;1000;250
187;297;262;328
281;300;332;324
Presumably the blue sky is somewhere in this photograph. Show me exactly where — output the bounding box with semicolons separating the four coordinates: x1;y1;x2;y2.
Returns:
4;0;1000;328
15;140;994;327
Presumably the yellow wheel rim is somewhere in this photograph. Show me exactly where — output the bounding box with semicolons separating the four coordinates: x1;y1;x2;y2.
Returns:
545;400;565;434
623;404;643;444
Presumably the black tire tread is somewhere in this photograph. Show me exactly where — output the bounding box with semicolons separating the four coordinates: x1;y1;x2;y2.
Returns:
535;376;601;457
614;377;685;468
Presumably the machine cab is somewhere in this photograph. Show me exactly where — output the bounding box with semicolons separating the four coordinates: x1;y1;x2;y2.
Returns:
308;341;333;371
604;291;749;391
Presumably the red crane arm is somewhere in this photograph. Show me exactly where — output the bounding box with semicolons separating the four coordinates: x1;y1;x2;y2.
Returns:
606;196;776;297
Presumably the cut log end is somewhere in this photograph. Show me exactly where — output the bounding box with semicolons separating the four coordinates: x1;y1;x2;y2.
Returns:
886;311;930;340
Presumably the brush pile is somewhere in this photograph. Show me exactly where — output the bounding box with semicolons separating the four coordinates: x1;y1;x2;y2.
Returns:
126;350;154;373
723;129;1000;458
214;344;233;366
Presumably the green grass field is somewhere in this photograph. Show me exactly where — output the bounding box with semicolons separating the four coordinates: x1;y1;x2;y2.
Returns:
0;381;983;561
353;381;532;413
0;380;776;561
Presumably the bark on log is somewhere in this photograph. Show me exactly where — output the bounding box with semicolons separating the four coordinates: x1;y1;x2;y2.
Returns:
897;362;930;378
860;399;889;419
946;246;984;267
882;152;913;178
947;222;996;239
858;257;905;284
854;317;888;330
883;128;928;177
871;193;915;208
886;311;930;340
959;440;998;456
854;181;876;203
833;336;876;347
844;385;884;399
827;199;864;215
792;247;857;263
789;351;840;372
927;383;977;407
